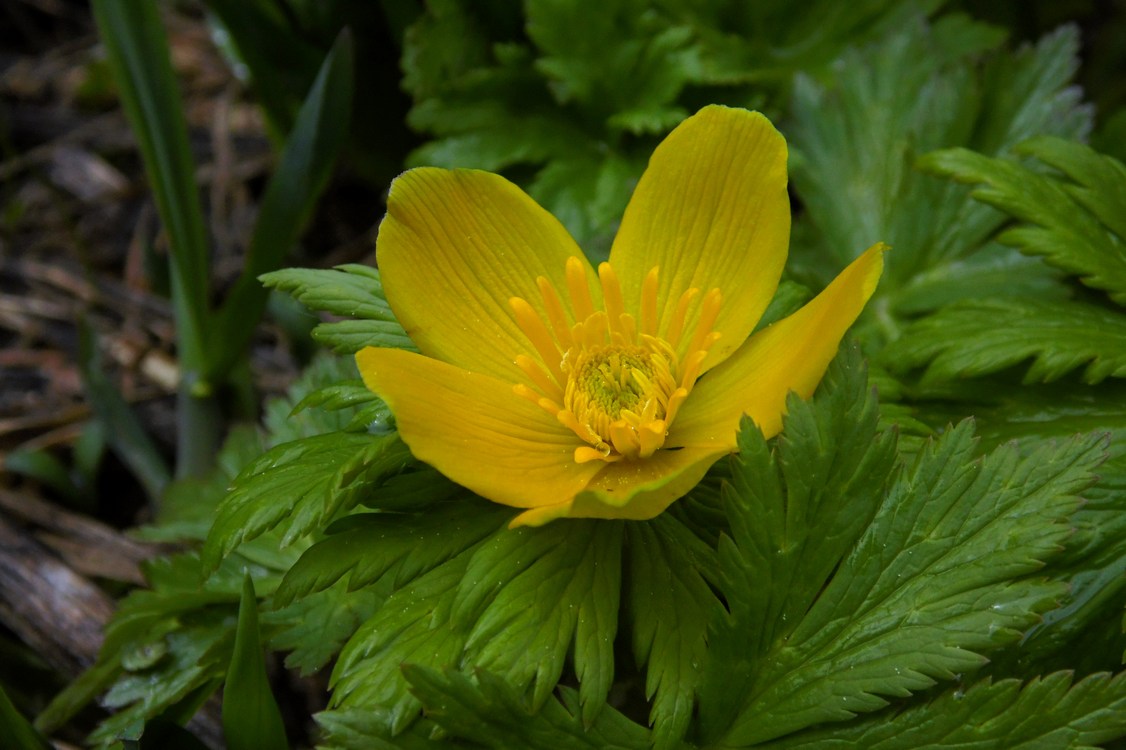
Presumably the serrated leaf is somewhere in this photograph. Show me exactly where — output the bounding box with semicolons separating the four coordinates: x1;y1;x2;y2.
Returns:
919;138;1126;305
330;554;471;733
273;502;509;608
788;19;1089;299
260;266;415;353
403;667;652;749
887;297;1126;385
707;423;1105;746
201;433;414;574
699;348;897;737
768;672;1126;749
311;319;416;354
315;707;444;750
264;581;383;676
625;514;720;747
451;520;624;723
222;576;288;750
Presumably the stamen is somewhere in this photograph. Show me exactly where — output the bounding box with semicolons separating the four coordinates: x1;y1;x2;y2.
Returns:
665;287;699;348
509;297;564;384
575;445;620;463
641;267;659;336
679;350;708;390
665;387;688;425
638;422;666;458
515;354;563;401
687;289;723;357
509;258;726;466
513;384;562;418
599;263;628;340
609;421;640;456
565;256;595;321
536;276;573;348
557;409;602;445
581;311;607;348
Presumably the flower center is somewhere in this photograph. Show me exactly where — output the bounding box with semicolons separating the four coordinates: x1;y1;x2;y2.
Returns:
510;257;722;464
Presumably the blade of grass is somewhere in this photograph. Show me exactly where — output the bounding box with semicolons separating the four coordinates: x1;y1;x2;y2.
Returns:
208;31;355;382
91;0;220;477
0;682;52;750
90;0;209;369
222;576;288;750
78;321;170;505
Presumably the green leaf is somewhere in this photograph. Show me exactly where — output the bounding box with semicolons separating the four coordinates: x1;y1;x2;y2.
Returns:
788;19;1089;297
451;520;624;723
403;667;652;749
260;265;414;353
887;297;1126;385
330;553;471;733
705;421;1105;746
77;321;170;502
625;514;720;747
223;576;288;750
273;502;509;608
768;672;1126;749
330;517;628;735
699;348;897;738
90;0;209;370
0;683;51;750
209;31;355;381
918;138;1126;305
315;708;443;750
203;0;325;139
201;432;414;574
264;581;383;676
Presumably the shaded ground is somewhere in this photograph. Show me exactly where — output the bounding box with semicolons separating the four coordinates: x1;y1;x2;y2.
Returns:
0;2;376;737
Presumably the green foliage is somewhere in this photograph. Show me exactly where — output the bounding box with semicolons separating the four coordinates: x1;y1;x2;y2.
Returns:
625;516;719;746
918;137;1126;305
222;577;288;750
400;0;948;255
0;683;51;750
402;668;652;750
208;31;355;380
888;298;1126;384
200;432;414;572
61;7;1126;749
260;264;415;353
787;17;1090;297
770;672;1126;749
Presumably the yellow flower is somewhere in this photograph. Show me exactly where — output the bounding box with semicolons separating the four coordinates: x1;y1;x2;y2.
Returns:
357;105;885;527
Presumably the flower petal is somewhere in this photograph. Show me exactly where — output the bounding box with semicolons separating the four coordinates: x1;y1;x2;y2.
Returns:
357;346;601;509
378;168;599;382
509;445;728;527
671;243;887;446
609;105;790;372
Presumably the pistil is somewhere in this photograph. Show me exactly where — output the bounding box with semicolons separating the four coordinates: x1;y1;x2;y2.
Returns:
511;257;722;463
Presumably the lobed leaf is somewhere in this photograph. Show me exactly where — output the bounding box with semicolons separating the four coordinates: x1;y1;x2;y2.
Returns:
887;297;1126;385
260;265;415;353
273;503;509;608
788;19;1089;298
403;667;653;749
699;348;897;738
707;422;1105;745
768;671;1126;749
329;554;472;733
451;520;624;724
625;514;720;747
918;139;1126;305
201;432;414;574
